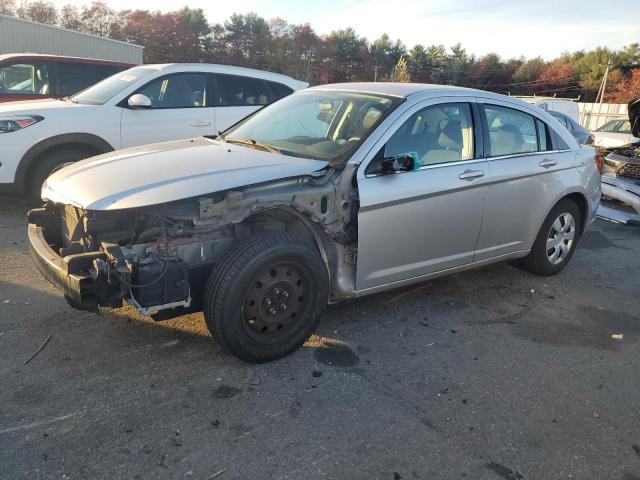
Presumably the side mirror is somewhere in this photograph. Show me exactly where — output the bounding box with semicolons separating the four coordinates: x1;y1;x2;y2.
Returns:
128;93;152;109
366;153;418;176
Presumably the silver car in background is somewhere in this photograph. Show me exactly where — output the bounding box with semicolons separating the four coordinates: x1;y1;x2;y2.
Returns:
28;83;601;362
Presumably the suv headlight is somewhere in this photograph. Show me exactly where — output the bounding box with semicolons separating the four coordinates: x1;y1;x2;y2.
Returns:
0;115;43;133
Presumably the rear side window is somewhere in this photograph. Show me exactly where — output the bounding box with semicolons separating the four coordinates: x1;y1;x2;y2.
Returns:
483;104;539;156
536;119;553;151
0;61;50;95
55;62;99;96
555;131;570;150
264;80;293;101
95;64;126;79
213;74;290;107
137;74;208;108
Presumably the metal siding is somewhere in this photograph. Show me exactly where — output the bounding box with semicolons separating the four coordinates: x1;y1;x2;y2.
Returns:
578;102;628;130
0;14;143;64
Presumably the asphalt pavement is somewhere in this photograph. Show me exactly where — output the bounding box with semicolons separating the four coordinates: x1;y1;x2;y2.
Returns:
1;195;639;480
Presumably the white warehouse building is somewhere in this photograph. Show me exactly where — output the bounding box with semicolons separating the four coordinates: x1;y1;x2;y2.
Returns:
0;14;143;64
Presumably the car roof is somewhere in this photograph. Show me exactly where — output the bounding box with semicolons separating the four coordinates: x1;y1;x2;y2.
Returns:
145;63;308;89
307;82;538;108
0;53;133;66
308;82;509;99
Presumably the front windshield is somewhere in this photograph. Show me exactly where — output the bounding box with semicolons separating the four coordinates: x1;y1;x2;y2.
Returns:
72;67;155;105
222;90;402;164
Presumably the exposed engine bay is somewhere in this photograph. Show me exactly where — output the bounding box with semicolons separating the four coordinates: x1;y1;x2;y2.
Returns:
30;167;360;317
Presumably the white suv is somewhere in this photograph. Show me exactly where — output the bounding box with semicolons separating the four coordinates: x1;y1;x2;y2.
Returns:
0;63;307;195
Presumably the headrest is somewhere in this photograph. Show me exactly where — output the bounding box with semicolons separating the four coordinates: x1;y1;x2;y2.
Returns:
438;119;462;150
496;124;524;145
362;107;382;129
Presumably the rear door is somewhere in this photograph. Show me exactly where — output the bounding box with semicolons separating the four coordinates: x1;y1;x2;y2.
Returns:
355;97;488;291
474;99;574;260
120;72;214;147
212;74;293;132
52;61;99;97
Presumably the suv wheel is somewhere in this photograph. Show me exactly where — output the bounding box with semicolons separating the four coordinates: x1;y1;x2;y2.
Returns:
521;198;581;276
203;232;329;363
29;147;94;197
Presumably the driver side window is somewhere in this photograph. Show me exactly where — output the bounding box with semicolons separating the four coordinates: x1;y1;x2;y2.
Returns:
384;102;475;167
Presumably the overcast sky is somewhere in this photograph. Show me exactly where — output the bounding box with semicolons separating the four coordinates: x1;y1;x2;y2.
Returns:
51;0;640;60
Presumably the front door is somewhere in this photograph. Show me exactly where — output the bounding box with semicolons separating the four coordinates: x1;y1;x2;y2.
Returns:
120;72;214;148
355;99;488;291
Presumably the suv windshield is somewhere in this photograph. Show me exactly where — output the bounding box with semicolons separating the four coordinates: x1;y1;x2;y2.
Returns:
72;67;155;105
222;90;401;164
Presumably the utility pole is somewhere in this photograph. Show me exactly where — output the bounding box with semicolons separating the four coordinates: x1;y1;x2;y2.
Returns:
596;59;612;104
373;65;379;82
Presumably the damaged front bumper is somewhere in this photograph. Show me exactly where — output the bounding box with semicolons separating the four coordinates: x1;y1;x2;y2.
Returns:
597;174;640;226
27;207;122;311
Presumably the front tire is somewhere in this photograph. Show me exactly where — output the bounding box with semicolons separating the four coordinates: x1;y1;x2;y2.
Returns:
203;233;329;363
521;198;581;276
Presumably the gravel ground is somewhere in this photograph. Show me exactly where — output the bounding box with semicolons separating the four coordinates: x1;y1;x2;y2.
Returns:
1;195;639;480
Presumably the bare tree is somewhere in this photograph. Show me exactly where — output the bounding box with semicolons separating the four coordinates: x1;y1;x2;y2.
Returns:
16;0;57;24
0;0;16;15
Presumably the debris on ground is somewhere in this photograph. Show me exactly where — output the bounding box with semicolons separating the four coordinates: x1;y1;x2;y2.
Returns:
24;335;52;365
207;468;226;479
611;333;624;340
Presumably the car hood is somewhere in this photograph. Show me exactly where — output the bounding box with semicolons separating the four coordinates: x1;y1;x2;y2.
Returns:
42;137;329;210
0;98;91;115
629;98;640;138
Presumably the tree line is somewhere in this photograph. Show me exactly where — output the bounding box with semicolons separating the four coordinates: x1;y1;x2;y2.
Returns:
2;0;639;102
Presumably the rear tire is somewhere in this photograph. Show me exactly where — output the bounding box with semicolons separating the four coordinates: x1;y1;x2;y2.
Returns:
520;198;581;276
203;232;329;363
29;147;95;197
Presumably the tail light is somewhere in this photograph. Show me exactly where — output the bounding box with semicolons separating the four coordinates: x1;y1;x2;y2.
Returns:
595;152;604;173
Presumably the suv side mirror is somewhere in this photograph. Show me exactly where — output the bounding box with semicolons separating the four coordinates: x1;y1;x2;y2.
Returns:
366;153;418;176
128;93;152;109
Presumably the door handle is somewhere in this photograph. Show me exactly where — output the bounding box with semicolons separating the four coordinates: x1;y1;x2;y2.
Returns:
190;121;212;127
458;169;485;180
539;159;557;168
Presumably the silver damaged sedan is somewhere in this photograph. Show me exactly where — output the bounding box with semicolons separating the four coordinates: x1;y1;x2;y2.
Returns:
28;83;602;362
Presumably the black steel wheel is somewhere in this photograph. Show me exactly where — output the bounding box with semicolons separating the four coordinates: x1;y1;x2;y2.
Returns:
242;261;311;343
203;232;328;363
